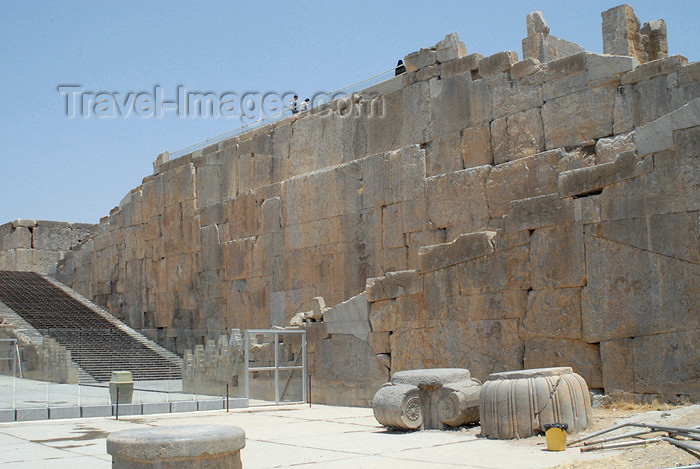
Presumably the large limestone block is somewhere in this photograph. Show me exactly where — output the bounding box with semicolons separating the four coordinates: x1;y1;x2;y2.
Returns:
430;75;491;139
491;108;545;164
602;4;641;57
636;98;700;156
5;226;31;249
366;89;404;156
522;287;582;339
426;165;491;231
389;319;523;382
485;150;565;218
621;55;688;86
366;270;422;302
582;234;700;342
595;131;636;164
599;148;700;221
632;329;700;397
480;367;592;439
530;223;585;290
630;74;676;128
595;212;700;264
312;333;389;406
461;123;494;168
489;77;543;120
505;194;575;232
523;339;602;388
32;222;72;251
542;84;616;150
389;145;425;204
435;33;467;63
457;243;531;295
461;290;528;321
425;131;462;177
558;151;651;199
402;81;432;145
477;51;518;78
418;231;496;273
600;338;634;393
323;292;371;342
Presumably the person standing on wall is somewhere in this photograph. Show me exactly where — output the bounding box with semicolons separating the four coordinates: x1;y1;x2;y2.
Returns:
291;95;299;114
299;98;311;112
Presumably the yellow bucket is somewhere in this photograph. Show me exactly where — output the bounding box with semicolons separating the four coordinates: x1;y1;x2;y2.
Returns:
544;423;568;451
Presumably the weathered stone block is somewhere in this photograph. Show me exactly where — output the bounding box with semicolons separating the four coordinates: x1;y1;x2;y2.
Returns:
522;287;582;339
435;33;467;63
457;244;531;295
636;97;700;156
530;222;585;290
368;331;391;355
440;53;482;79
389;319;523;382
506;193;575;232
323;292;371;342
600;338;634;393
461;123;493;168
477;51;518;77
426;165;490;231
582;234;700;342
523;339;602;388
425;131;462;177
621;55;688;86
595;131;636;164
485;150;565;218
490;78;543;120
542;84;616;150
430;74;490;138
632;329;700;396
418;231;496;273
462;290;528;321
312;333;389;406
557;151;649;198
491;108;545;164
366;270;422;302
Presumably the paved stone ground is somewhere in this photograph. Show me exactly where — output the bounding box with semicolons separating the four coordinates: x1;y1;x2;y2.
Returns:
0;403;697;468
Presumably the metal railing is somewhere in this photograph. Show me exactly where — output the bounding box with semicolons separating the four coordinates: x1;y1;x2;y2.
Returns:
167;65;400;160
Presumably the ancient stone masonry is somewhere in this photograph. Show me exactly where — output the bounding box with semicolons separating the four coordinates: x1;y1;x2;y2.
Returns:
0;220;94;274
18;4;693;405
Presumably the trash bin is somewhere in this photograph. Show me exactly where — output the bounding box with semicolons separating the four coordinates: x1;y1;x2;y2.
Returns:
109;371;134;404
544;423;568;451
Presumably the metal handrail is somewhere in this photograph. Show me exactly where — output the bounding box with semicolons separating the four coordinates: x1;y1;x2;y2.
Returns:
167;66;397;160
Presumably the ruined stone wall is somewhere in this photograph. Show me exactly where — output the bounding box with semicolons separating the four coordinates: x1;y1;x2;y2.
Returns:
0;220;94;274
51;7;699;402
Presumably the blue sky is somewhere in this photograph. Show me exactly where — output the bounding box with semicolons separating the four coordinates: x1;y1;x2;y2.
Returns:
1;1;698;224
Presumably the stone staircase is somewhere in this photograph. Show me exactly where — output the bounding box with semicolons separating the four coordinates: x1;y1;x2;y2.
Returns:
0;271;182;383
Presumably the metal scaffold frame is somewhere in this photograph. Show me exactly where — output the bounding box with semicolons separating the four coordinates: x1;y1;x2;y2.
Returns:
244;329;307;404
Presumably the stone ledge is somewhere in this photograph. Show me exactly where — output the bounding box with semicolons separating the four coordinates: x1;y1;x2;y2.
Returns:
621;55;688;85
557;151;652;198
366;270;423;302
418;231;497;273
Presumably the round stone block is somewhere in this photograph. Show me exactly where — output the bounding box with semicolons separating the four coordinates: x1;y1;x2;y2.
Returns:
107;425;246;469
372;383;424;430
479;367;592;439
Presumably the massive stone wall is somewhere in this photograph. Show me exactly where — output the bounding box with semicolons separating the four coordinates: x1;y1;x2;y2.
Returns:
45;6;699;402
0;220;94;274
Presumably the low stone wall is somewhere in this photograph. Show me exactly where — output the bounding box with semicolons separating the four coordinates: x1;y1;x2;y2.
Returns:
0;220;94;274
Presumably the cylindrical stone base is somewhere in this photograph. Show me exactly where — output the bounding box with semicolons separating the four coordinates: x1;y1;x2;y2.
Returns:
479;367;592;439
107;425;245;469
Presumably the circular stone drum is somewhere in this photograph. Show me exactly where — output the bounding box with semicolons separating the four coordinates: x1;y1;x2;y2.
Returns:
107;425;246;469
479;367;592;439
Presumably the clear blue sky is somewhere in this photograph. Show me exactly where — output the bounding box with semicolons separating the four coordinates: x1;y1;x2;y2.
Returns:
1;1;698;224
